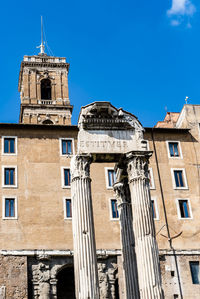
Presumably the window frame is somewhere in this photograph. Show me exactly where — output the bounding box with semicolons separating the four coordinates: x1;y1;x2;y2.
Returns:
148;168;155;190
2;166;18;188
151;197;159;220
59;138;75;156
166;140;182;159
176;198;193;220
61;167;71;189
105;167;116;189
2;196;18;220
63;197;72;220
171;168;188;190
2;136;17;156
109;198;119;220
189;261;200;284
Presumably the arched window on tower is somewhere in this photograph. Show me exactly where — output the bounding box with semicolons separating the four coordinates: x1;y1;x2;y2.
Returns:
41;79;51;100
42;119;53;125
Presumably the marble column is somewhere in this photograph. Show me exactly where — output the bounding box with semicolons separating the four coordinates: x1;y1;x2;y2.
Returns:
126;151;164;299
71;155;100;299
114;178;140;299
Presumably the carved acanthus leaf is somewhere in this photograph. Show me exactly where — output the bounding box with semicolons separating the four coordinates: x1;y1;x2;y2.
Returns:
70;155;92;180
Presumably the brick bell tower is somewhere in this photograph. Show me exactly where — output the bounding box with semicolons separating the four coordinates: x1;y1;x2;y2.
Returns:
18;48;73;125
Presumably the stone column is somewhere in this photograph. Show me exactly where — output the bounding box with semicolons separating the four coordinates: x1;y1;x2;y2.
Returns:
126;152;164;299
71;155;100;299
114;179;140;299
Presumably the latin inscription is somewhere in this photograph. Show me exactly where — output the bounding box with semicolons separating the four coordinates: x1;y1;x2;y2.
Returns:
79;140;128;149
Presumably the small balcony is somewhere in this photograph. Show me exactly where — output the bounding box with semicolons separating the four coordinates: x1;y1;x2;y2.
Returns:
38;99;53;105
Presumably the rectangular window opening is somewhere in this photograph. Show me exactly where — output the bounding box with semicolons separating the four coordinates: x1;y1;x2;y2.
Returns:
4;138;15;154
174;170;185;188
169;142;180;157
108;170;116;187
190;261;200;284
5;198;15;217
111;199;119;219
66;199;72;218
64;169;71;187
4;168;15;185
62;140;72;155
178;200;190;218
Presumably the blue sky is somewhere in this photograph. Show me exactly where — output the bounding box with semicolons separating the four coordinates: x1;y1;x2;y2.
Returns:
0;0;200;126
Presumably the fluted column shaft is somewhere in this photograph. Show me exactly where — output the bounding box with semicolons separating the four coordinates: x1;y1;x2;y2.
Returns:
71;155;99;299
114;179;140;299
126;152;164;299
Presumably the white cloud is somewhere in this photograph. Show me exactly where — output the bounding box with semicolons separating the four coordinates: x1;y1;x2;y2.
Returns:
167;0;196;26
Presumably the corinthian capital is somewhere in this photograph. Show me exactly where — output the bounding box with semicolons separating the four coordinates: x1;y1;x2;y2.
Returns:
70;154;92;180
126;151;152;183
113;179;131;207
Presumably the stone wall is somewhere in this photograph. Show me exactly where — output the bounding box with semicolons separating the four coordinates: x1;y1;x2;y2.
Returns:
28;255;119;299
0;255;27;299
160;253;200;299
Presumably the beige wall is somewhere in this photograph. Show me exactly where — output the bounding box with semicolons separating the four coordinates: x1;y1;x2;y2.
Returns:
0;125;199;253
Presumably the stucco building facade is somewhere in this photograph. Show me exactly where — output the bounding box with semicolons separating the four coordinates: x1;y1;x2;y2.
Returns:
0;52;199;299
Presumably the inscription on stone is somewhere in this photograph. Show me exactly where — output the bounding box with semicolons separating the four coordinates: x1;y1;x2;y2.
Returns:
78;130;139;154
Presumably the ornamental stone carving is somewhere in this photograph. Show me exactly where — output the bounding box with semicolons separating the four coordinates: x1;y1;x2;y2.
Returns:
77;102;148;155
126;151;152;182
70;154;92;180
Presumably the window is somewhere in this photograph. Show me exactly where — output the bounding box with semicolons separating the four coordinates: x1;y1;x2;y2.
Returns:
2;166;17;188
64;198;72;219
177;199;192;219
42;119;53;125
148;168;155;189
41;79;51;100
5;168;15;185
61;168;71;188
190;261;200;284
105;168;116;188
171;169;188;189
174;170;184;187
111;199;119;219
60;138;74;155
166;141;182;159
2;136;17;155
2;197;17;219
151;198;159;220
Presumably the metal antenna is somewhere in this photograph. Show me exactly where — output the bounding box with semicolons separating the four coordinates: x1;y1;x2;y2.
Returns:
37;16;45;55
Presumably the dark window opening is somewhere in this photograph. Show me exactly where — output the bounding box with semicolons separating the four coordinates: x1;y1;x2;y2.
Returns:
57;267;75;299
190;261;200;284
115;278;120;299
42;119;53;125
66;199;72;218
108;169;116;187
64;169;71;186
169;142;180;157
174;170;185;187
41;79;51;100
5;198;15;217
4;138;15;154
179;200;190;218
62;140;72;155
171;271;175;277
111;199;119;219
4;168;15;185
